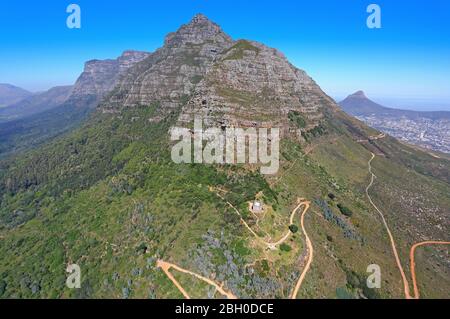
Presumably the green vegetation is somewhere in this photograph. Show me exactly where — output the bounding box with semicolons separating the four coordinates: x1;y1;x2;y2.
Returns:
301;122;328;142
0;97;283;298
288;224;299;233
0;103;92;159
223;40;260;61
0;79;449;299
337;204;353;217
288;111;307;129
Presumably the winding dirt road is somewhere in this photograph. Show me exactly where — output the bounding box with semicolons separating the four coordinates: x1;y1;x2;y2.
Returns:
290;199;313;299
215;191;310;251
409;241;450;299
156;260;238;299
366;152;412;299
366;149;450;299
157;195;314;299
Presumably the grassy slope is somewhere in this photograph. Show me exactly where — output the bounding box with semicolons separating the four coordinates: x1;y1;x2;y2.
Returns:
306;130;450;298
0;102;448;299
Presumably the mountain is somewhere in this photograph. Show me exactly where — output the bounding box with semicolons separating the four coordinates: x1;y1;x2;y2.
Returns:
340;91;450;120
339;91;450;153
0;84;32;108
102;14;332;136
0;51;150;157
0;15;448;300
339;91;387;115
0;85;73;122
69;50;151;107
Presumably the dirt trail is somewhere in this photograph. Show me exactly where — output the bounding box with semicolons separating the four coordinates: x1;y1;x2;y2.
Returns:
216;191;309;250
409;241;450;299
290;200;313;299
156;260;238;299
157;260;191;299
214;188;314;297
366;152;412;299
171;191;314;298
366;149;450;299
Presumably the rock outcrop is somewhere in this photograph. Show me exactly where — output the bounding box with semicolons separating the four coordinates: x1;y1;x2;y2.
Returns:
68;50;151;107
102;14;233;112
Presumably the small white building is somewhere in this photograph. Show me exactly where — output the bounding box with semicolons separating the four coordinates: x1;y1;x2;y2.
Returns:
252;200;263;212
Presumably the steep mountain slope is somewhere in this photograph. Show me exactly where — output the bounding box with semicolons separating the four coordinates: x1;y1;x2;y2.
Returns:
0;84;32;108
339;91;450;153
0;85;73;122
0;15;448;299
70;50;151;108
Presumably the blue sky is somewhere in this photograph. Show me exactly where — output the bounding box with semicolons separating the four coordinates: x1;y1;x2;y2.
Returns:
1;0;449;110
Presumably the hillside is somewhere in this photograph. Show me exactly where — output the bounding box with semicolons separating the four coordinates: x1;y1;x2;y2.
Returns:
0;15;448;299
0;85;73;122
0;84;32;108
0;51;150;158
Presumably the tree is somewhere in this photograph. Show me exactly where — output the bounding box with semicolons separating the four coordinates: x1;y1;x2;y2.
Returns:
280;243;292;252
337;204;353;217
289;224;299;233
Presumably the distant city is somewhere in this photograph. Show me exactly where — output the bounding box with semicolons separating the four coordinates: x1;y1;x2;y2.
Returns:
354;115;449;154
339;91;450;154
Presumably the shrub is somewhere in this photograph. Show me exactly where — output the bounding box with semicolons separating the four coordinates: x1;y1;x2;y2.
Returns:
288;111;307;128
337;204;353;217
136;242;148;255
289;224;299;233
280;243;292;252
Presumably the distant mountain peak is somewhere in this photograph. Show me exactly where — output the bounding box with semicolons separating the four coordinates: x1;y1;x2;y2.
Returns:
164;14;232;47
191;13;211;24
349;90;368;99
0;83;32;107
339;91;386;116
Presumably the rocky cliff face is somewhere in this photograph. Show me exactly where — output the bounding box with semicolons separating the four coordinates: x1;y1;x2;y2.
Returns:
102;14;233;113
179;39;335;131
102;14;337;135
68;50;150;107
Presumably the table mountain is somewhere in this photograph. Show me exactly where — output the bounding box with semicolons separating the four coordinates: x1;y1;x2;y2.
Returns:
69;50;151;108
103;14;334;134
